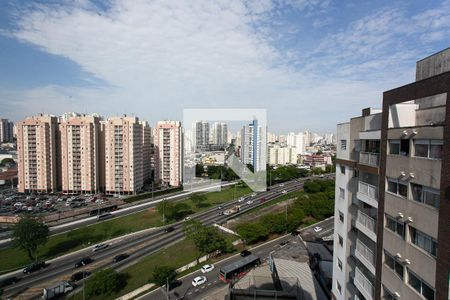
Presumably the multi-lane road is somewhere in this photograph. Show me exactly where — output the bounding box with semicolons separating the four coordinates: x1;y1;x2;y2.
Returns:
1;177;317;299
139;217;335;300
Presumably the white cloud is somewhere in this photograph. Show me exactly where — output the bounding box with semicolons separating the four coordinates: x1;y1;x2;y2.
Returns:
2;0;449;132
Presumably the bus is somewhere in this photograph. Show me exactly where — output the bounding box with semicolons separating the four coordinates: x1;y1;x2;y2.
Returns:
219;254;260;283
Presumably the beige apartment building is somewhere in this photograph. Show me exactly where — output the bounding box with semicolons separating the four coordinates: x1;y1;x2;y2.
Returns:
16;115;59;193
104;116;144;195
59;115;102;194
154;120;182;187
332;48;450;300
141;121;152;182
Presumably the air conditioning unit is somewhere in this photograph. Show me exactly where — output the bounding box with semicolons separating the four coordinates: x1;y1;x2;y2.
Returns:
404;259;411;265
400;171;406;177
395;253;402;259
397;212;404;219
394;292;401;298
412;130;418;135
402;130;408;136
405;217;413;223
409;173;415;179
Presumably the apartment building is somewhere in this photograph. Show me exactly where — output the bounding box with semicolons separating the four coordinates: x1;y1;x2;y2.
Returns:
267;144;297;165
59;115;102;194
332;48;450;300
141;121;152;182
104;116;144;194
154;120;182;187
240;120;265;172
0;119;14;143
16;114;59;193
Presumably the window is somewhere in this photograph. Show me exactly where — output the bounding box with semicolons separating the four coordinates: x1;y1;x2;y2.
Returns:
410;227;437;257
340;140;347;150
336;281;342;294
339;188;345;199
408;269;435;300
340;165;345;174
410;183;440;209
339;211;344;223
337;258;343;271
384;251;404;279
338;235;343;247
388;139;409;156
386;215;405;238
414;139;443;159
387;178;408;197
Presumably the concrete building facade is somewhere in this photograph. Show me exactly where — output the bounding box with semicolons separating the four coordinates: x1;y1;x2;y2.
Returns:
0;119;14;143
154;120;182;187
16;115;59;193
332;48;450;300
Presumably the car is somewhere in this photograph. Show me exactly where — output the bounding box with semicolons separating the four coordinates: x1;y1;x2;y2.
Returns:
279;183;285;187
251;193;257;197
23;261;46;274
113;253;129;263
217;205;224;210
92;243;109;252
201;264;215;273
313;226;323;233
164;226;175;233
183;216;191;221
281;190;287;194
0;276;19;288
246;200;253;205
168;279;182;290
319;174;324;178
238;197;245;203
291;230;300;236
191;276;207;287
259;197;266;203
75;257;93;268
218;211;224;216
70;271;91;282
240;250;252;257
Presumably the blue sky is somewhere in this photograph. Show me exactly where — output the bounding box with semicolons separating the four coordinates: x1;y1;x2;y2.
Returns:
0;0;449;133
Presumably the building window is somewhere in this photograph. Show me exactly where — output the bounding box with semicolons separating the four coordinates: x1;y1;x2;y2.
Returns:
338;235;343;247
336;281;342;294
414;139;443;159
410;183;440;209
387;177;407;198
389;139;409;156
339;211;344;223
384;251;404;279
337;258;343;271
407;269;435;300
339;188;345;199
410;226;437;257
386;214;405;239
340;165;345;174
340;140;347;150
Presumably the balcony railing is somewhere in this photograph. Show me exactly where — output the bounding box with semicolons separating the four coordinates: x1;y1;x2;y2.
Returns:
355;239;375;267
354;267;374;300
357;211;376;233
359;152;379;167
358;181;378;201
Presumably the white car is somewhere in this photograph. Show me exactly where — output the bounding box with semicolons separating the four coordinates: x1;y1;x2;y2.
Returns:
281;190;287;194
313;226;323;233
279;183;284;187
92;243;109;252
251;193;257;197
184;216;192;221
201;264;215;273
192;276;207;287
238;197;245;203
246;200;253;205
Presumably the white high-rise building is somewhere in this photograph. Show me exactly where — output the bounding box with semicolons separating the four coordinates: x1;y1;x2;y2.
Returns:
240;120;265;172
194;121;209;150
212;122;228;147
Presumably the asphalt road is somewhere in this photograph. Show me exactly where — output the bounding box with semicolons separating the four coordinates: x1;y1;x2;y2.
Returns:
1;177;316;299
139;216;335;300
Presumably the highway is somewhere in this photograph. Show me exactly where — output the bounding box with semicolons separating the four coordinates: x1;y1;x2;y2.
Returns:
0;177;318;299
139;216;335;300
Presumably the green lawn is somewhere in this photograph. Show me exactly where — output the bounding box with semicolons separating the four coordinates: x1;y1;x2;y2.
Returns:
0;184;251;273
246;190;304;214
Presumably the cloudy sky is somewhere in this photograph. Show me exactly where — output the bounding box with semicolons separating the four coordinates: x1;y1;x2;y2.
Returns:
0;0;449;133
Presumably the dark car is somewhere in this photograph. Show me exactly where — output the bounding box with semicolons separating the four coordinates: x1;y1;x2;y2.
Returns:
240;250;252;257
70;271;91;282
113;253;129;263
169;279;182;290
75;257;93;268
0;276;19;288
291;230;300;236
164;226;175;233
23;261;46;274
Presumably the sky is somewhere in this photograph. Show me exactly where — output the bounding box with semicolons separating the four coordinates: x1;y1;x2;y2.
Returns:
0;0;449;134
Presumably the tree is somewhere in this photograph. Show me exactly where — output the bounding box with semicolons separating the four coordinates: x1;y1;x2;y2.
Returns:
0;158;15;166
85;269;127;297
196;164;205;177
156;200;174;221
152;265;177;287
236;222;269;244
190;193;208;208
183;221;229;258
12;216;49;261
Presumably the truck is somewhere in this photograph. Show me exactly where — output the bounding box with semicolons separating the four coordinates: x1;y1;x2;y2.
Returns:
43;281;73;299
224;205;240;216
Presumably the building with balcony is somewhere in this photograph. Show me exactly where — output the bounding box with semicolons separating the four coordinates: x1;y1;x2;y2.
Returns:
59;114;102;194
0;119;14;143
16;114;59;193
332;48;450;300
154;120;182;187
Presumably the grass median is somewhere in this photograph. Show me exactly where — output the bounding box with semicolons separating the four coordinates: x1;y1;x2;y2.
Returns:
0;184;251;273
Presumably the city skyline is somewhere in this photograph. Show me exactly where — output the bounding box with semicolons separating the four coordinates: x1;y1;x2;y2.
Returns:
1;1;450;132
